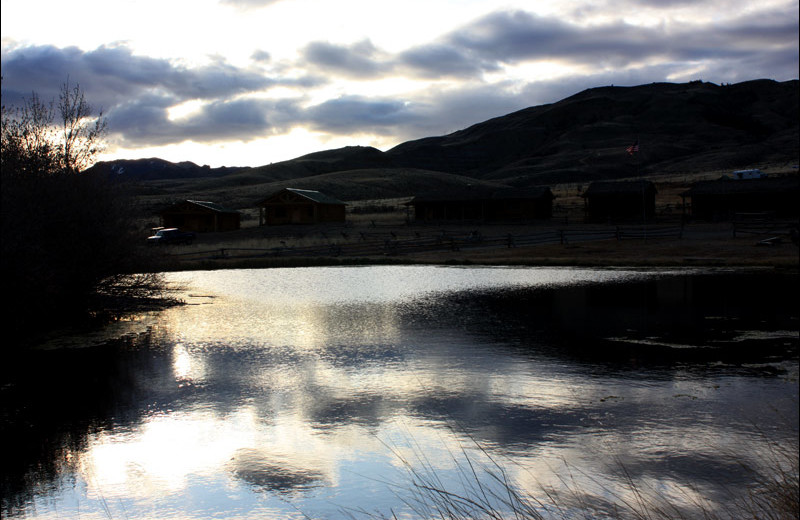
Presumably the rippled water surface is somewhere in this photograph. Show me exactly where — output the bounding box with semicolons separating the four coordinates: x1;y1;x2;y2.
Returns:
2;266;797;519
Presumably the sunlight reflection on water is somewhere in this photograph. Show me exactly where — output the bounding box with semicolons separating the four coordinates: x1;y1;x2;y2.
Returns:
3;266;797;520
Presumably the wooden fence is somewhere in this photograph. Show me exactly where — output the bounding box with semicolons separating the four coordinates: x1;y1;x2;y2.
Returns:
166;224;684;262
732;213;797;238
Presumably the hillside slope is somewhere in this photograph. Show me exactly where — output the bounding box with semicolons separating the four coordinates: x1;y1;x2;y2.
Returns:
386;79;799;185
94;79;798;208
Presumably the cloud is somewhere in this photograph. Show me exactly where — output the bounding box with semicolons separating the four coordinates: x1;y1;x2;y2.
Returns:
112;96;302;146
1;44;277;108
433;7;798;72
397;44;497;79
0;43;316;146
303;96;415;134
2;3;796;162
301;40;389;78
251;49;272;63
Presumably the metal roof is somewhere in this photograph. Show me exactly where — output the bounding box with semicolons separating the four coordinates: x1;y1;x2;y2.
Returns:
284;188;346;205
162;200;240;213
185;200;240;213
583;180;656;196
408;186;553;204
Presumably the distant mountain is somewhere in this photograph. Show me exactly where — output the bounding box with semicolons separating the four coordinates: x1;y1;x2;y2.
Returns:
87;157;247;181
94;79;798;205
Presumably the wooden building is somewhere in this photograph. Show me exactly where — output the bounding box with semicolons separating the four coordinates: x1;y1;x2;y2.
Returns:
258;188;347;225
159;200;241;232
407;186;554;222
582;180;657;223
681;176;799;220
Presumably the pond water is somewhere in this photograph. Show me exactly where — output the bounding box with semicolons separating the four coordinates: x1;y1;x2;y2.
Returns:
2;266;797;519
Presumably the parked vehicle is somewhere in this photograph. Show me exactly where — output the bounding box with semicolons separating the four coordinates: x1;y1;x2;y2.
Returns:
730;169;766;180
147;227;196;245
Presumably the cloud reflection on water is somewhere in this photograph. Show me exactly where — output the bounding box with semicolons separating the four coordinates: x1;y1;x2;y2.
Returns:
3;266;796;519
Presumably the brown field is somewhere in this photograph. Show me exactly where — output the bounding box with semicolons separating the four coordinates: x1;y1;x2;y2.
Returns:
138;166;799;270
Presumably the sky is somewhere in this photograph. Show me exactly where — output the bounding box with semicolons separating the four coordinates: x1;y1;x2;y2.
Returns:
2;0;798;168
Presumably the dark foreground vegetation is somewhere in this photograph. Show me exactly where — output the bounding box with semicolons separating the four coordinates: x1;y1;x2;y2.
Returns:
1;81;172;348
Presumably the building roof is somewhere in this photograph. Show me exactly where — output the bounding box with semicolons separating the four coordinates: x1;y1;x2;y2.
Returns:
583;180;657;196
408;186;553;204
681;175;799;196
162;200;240;214
259;188;347;206
287;188;346;205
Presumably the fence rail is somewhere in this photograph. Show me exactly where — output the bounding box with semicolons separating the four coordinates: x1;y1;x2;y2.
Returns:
167;224;685;263
732;215;797;238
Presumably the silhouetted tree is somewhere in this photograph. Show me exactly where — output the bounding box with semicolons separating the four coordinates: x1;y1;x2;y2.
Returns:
1;79;168;346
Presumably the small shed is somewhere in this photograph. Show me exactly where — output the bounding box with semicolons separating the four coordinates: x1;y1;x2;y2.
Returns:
159;200;241;232
582;180;657;223
681;176;799;220
258;188;347;225
407;186;554;222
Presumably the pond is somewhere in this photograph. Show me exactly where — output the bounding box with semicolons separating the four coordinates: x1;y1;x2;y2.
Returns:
2;266;797;519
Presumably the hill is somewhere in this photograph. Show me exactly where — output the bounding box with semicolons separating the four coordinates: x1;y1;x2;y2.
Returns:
93;79;799;208
88;157;247;181
385;79;799;185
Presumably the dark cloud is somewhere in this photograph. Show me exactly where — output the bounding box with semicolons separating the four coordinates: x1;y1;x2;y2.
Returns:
111;96;301;146
1;44;275;109
1;43;312;146
397;44;497;79
413;6;799;74
106;94;177;144
251;49;272;63
303;96;415;134
302;40;389;78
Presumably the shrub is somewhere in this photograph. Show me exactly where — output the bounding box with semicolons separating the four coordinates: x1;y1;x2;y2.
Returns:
1;80;168;345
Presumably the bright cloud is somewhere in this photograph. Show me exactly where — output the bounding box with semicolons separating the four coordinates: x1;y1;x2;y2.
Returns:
1;0;797;167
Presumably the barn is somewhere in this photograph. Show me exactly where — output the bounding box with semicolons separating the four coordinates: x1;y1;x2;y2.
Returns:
407;186;554;222
582;180;657;223
158;200;241;232
258;188;347;225
681;176;799;220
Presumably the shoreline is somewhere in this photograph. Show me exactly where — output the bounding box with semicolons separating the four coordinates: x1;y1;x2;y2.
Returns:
156;229;800;271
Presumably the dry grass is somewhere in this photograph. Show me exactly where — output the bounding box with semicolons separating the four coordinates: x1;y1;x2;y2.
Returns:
156;212;798;269
346;430;799;520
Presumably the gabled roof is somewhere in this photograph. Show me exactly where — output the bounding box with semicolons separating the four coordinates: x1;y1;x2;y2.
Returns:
186;200;240;213
408;186;553;204
583;180;656;196
260;188;346;206
161;200;240;214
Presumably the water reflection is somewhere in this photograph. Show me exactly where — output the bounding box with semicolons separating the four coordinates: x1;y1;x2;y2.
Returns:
2;267;797;519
